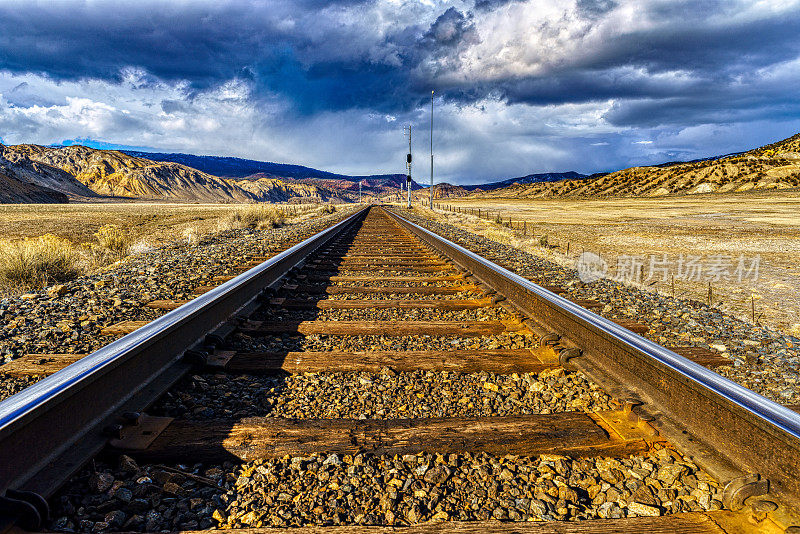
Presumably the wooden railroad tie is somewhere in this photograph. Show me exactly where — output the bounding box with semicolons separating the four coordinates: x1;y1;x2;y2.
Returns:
146;299;190;311
285;285;478;295
312;260;450;268
270;297;492;310
109;410;663;463
306;274;466;282
317;265;454;273
191;285;219;295
238;320;527;337
217;349;554;374
100;320;149;336
319;251;436;258
7;345;733;377
609;318;650;335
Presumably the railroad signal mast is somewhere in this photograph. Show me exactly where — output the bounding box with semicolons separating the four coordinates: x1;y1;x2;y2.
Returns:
430;90;434;209
404;125;412;208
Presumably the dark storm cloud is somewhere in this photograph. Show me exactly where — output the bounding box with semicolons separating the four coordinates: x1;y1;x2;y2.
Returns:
0;2;291;87
474;0;520;11
2;0;798;125
454;5;800;129
425;8;474;46
575;0;617;18
0;1;475;114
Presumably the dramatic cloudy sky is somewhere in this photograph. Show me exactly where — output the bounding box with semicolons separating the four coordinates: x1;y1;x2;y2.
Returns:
1;0;800;183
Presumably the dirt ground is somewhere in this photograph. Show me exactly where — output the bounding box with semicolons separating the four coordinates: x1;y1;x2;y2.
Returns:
424;190;800;337
0;202;316;246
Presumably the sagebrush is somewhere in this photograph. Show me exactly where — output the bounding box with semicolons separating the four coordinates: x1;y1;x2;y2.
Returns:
94;225;131;257
0;234;83;289
219;205;286;231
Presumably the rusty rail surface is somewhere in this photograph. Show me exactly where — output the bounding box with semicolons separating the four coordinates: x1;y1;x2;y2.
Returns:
386;207;800;524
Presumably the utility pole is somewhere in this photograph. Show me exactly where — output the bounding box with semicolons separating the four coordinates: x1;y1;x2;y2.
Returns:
430;90;434;209
359;180;362;203
404;125;412;208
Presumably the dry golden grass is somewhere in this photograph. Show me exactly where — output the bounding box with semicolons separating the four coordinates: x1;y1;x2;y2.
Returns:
0;203;242;245
0;202;328;245
218;205;287;231
92;225;132;258
0;234;84;290
418;190;800;337
0;201;345;294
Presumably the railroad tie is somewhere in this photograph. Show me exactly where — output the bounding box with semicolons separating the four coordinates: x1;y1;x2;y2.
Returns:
100;320;149;336
238;320;525;337
110;411;662;462
270;297;492;310
218;349;555;374
146;299;190;311
5;346;734;377
284;285;479;295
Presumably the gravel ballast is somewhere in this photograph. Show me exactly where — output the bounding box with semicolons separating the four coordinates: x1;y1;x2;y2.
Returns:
151;367;613;420
0;207;359;395
392;207;800;405
50;446;722;531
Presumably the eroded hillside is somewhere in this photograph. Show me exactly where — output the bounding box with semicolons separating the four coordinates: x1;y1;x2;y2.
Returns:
0;145;347;203
473;133;800;199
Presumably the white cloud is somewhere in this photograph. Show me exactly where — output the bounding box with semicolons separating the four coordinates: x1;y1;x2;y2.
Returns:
0;70;630;180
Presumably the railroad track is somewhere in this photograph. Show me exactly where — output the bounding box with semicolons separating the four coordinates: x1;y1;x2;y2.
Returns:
1;206;799;533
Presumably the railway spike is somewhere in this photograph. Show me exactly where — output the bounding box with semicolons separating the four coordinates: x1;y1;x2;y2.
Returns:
102;424;124;440
182;349;208;365
121;411;142;425
204;333;226;347
558;347;582;365
540;332;561;345
0;489;49;530
491;293;507;304
723;473;770;511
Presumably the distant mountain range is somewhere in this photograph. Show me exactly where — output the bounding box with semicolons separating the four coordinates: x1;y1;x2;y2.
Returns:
0;144;423;203
461;171;591;191
1;133;799;203
123;150;409;183
123;150;422;196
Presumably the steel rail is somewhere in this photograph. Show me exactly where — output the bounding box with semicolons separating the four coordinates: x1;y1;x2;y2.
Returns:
0;208;368;507
386;207;800;515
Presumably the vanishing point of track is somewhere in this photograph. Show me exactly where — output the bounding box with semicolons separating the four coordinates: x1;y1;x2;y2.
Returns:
1;206;800;533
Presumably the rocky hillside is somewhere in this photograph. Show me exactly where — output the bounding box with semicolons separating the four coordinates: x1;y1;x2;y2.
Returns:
0;146;98;200
233;177;340;203
4;145;257;202
462;171;589;192
0;145;346;203
473;133;800;199
126;149;420;197
405;183;471;200
0;166;68;203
